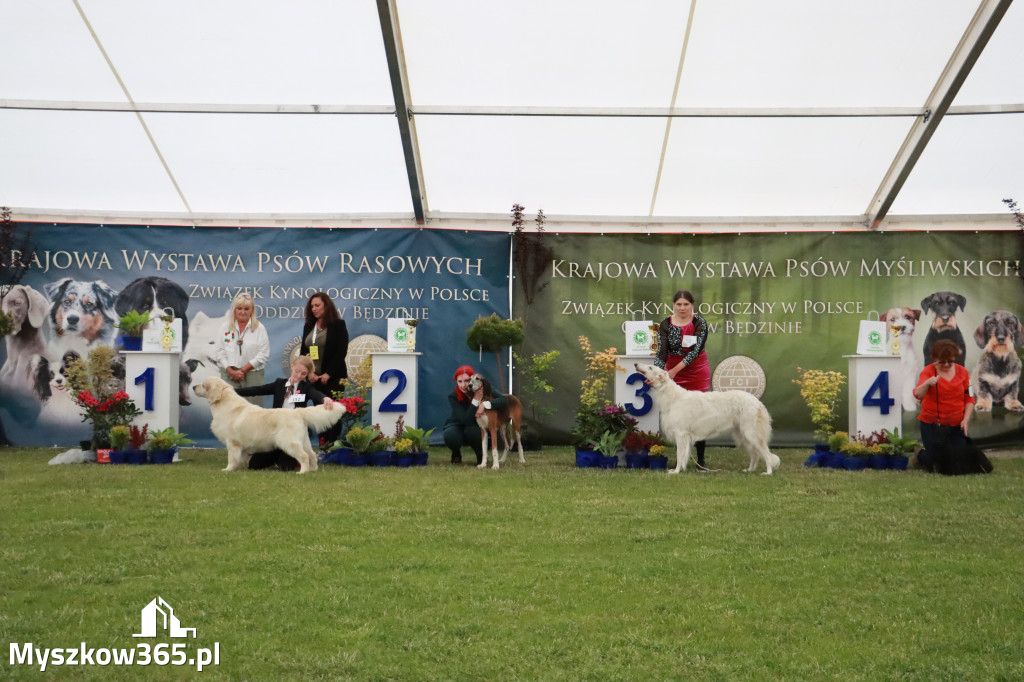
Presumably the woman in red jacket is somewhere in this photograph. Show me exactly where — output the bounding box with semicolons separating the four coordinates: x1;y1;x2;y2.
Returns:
913;338;975;471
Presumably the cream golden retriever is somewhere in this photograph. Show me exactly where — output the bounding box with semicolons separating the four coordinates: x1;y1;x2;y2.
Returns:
635;363;780;475
193;376;345;473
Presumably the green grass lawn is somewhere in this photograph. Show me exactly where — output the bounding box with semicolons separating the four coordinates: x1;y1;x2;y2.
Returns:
2;446;1022;681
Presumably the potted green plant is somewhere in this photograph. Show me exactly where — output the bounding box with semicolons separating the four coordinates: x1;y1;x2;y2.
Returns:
344;424;384;466
114;310;151;350
107;424;130;464
839;439;870;470
647;444;669;470
401;425;434;466
793;367;847;444
393;437;415;467
145;426;193;464
882;428;917;470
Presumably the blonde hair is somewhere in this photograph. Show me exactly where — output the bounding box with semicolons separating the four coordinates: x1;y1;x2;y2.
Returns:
228;292;260;333
292;355;315;373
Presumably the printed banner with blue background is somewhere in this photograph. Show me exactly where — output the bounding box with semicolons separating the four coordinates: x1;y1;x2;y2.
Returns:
0;224;510;447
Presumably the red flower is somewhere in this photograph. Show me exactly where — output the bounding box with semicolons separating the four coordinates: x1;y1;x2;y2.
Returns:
112;391;130;402
77;391;99;407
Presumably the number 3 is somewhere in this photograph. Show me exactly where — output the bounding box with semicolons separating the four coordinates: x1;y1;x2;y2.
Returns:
624;372;653;417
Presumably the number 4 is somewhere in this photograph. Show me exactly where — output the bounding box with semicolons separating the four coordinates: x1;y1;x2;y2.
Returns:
862;371;895;415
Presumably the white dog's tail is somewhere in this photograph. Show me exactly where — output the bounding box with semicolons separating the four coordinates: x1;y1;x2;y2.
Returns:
296;404;347;433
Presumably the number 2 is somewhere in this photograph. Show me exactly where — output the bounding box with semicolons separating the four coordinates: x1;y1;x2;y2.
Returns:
378;369;408;413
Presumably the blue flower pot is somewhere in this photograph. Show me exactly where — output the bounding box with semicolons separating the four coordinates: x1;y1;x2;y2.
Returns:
108;450;129;465
149;448;175;464
868;454;890;470
394;454;414;467
347;453;367;467
825;452;846;469
325;447;352;465
648;455;668;470
413;451;429;466
126;449;148;465
599;453;618;469
370;451;394;467
120;335;143;351
624;451;649;469
890;455;910;470
843;456;867;471
575;448;599;468
804;452;825;467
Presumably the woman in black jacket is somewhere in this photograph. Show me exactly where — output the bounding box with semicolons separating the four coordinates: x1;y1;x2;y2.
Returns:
301;292;348;445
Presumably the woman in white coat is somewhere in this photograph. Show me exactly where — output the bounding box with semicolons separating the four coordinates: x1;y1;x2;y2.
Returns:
215;292;271;406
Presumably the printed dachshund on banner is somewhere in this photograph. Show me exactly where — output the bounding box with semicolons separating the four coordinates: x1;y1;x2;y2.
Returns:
972;310;1024;412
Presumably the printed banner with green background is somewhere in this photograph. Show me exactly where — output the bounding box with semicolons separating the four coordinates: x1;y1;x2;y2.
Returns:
512;231;1024;446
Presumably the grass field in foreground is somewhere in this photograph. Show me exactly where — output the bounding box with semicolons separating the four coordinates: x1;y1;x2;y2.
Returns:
2;446;1022;681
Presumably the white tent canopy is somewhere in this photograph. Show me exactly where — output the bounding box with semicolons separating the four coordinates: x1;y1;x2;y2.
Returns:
1;0;1022;231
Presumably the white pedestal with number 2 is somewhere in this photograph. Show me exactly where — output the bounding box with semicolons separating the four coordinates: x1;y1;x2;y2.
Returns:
371;352;419;437
122;351;180;433
845;354;902;437
614;356;660;433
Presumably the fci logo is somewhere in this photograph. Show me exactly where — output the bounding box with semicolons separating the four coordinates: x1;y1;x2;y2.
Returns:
133;597;196;639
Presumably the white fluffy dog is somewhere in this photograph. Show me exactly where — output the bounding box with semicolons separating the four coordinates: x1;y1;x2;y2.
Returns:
193;376;345;473
634;363;780;475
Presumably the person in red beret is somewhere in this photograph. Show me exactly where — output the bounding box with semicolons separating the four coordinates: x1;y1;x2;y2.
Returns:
442;365;507;465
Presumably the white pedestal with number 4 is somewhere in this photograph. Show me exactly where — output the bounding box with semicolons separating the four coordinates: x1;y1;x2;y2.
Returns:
122;351;180;433
371;352;419;436
614;356;660;433
845;354;902;437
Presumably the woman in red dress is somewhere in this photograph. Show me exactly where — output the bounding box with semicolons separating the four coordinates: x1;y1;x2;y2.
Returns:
656;289;712;467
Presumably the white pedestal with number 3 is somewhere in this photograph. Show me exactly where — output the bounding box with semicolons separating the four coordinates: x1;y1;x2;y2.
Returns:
614;355;660;433
845;354;902;437
122;351;180;433
371;352;419;437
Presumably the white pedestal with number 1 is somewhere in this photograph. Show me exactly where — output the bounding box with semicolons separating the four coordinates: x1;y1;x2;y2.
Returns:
845;354;902;437
371;352;419;436
122;351;180;433
614;356;660;433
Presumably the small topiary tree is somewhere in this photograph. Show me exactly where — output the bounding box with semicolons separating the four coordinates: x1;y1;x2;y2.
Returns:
466;313;524;392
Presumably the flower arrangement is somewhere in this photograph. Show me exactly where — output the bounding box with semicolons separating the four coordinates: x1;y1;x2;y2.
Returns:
622;430;665;454
792;367;847;441
145;427;193;453
394;438;415;455
330;375;371;447
401;425;434;452
344;425;385;454
648;444;667;458
574;403;637;447
74;390;142;449
838;439;870;457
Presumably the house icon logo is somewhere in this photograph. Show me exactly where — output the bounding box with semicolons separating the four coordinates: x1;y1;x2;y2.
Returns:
133;597;196;638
